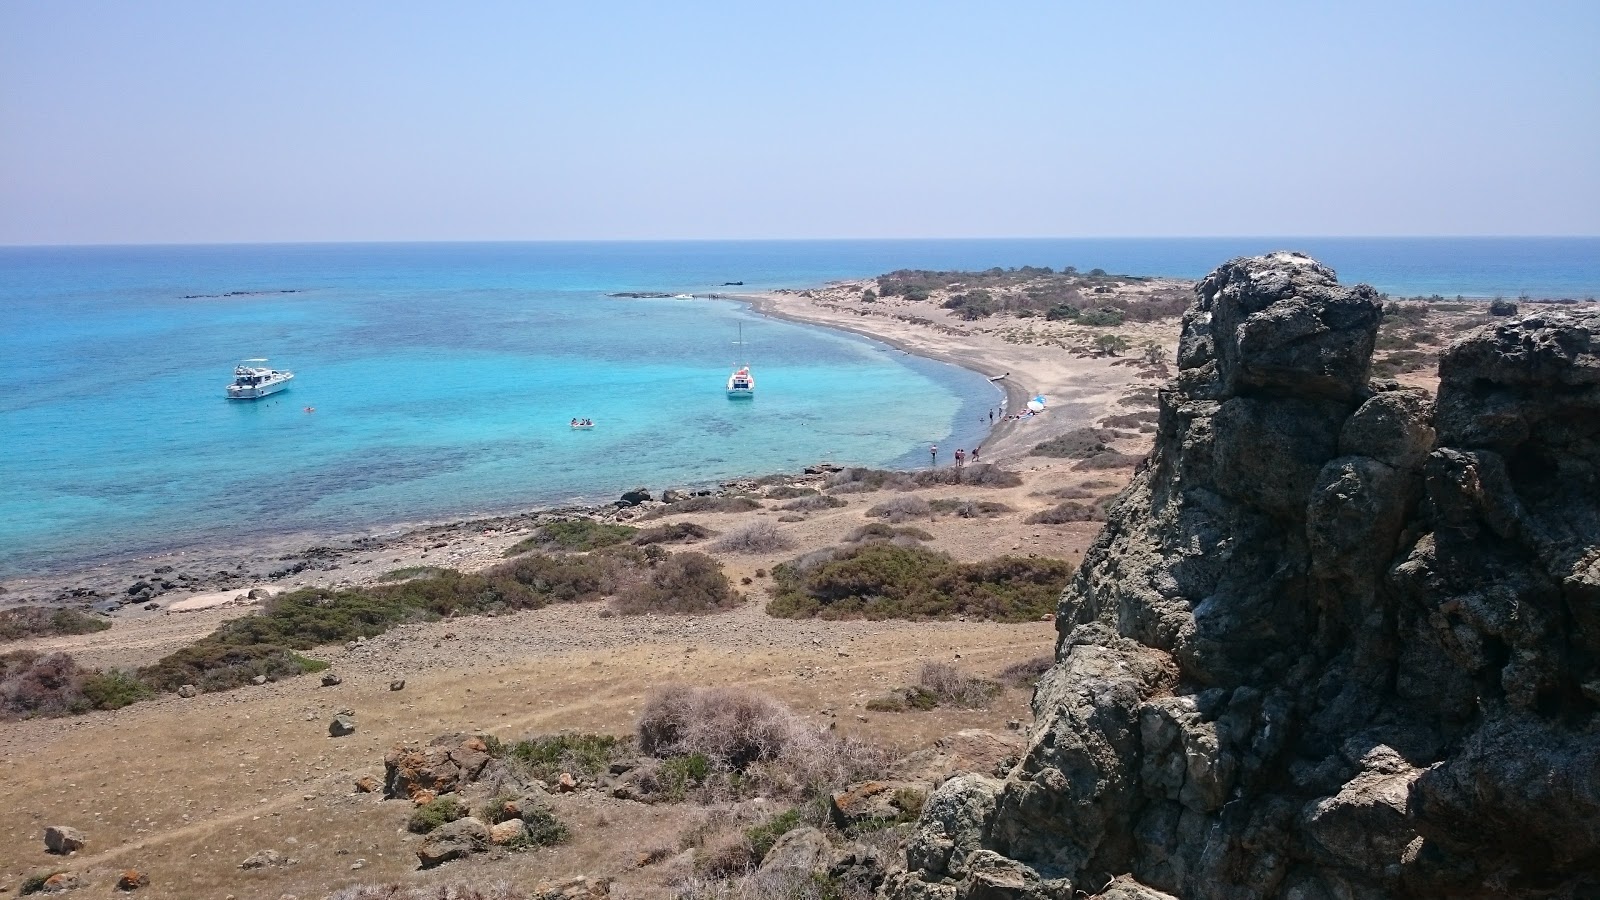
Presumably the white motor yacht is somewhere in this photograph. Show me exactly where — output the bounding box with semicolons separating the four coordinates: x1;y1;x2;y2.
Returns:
226;359;294;399
726;323;754;399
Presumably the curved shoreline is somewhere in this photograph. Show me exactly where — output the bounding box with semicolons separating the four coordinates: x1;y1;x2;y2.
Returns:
738;292;1027;455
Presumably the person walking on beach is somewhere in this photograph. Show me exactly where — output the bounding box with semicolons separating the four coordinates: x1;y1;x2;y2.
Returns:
972;445;981;463
930;444;938;466
955;448;966;468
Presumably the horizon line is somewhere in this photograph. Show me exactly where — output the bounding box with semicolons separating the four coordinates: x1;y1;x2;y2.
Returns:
4;234;1599;250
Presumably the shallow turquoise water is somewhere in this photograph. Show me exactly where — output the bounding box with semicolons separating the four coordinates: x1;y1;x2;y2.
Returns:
3;238;1596;576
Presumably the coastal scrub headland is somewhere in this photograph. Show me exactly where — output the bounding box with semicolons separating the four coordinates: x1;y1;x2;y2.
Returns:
2;260;1591;898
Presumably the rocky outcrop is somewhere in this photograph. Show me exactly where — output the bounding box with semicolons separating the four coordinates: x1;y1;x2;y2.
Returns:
885;253;1600;899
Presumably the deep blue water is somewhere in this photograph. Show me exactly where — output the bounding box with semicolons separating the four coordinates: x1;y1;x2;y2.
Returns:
3;238;1596;577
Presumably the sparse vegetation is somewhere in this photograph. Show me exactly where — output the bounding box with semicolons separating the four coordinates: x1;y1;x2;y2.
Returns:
928;498;1013;518
999;655;1055;688
916;662;1002;708
503;732;624;781
767;544;1073;621
407;795;466;834
375;565;449;582
644;496;762;517
778;493;848;511
636;685;885;799
503;519;637;555
843;523;933;543
611;551;742;615
712;521;794;554
865;496;932;523
633;522;716;545
0;606;112;641
1026;501;1106;524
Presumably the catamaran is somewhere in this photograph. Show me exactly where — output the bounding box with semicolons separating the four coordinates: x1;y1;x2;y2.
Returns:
727;324;754;399
226;359;294;399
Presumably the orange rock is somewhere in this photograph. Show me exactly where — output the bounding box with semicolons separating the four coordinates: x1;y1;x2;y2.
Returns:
412;790;437;806
117;869;150;891
353;775;379;793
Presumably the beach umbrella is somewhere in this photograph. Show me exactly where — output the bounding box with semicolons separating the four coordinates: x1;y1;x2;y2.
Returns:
1027;399;1046;412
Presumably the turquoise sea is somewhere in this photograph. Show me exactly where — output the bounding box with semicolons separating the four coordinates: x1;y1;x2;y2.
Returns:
3;238;1597;577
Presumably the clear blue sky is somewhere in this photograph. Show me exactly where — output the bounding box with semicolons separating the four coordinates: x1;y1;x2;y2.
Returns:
2;1;1596;244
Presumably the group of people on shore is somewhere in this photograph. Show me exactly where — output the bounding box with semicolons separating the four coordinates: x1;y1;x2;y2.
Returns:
929;444;980;467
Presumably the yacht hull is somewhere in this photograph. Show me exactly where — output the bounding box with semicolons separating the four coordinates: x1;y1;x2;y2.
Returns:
227;377;293;399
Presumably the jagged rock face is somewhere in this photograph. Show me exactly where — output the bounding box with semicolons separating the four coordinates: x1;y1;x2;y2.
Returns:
883;255;1600;899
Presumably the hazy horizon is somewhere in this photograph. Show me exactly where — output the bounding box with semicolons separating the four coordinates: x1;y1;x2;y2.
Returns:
4;2;1597;245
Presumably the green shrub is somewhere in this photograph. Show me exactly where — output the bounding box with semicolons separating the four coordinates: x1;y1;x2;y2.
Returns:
1045;303;1080;321
892;787;927;819
643;495;761;517
79;669;154;710
764;485;818;500
633;522;716;545
767;544;1072;622
504;519;637;555
21;871;67;896
513;805;570;847
1078;308;1124;327
660;753;713;800
407;795;466;834
611;552;741;615
0;606;111;640
507;732;623;781
1030;428;1115;459
746;807;805;862
780;493;848;511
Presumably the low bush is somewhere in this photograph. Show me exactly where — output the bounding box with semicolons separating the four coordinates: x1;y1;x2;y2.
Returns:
374;566;449;582
513;806;570;848
843;523;933;544
745;806;805;862
712;521;794;554
503;519;637;555
778;493;848;511
0;606;111;641
906;464;1022;488
917;663;1001;709
763;485;818;500
633;522;716;545
928;498;1013;518
825;468;913;493
407;795;466;834
645;496;762;517
504;732;624;782
767;544;1072;622
1030;428;1115;459
611;552;742;615
999;655;1055;688
2;650;92;718
78;669;155;710
866;496;932;523
1026;501;1106;524
1078;308;1125;327
637;685;885;799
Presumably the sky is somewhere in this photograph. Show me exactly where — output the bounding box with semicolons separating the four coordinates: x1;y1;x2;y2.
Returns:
2;1;1597;244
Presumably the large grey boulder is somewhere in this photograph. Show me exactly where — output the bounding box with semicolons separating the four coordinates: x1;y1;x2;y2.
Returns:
889;256;1600;899
415;816;488;868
